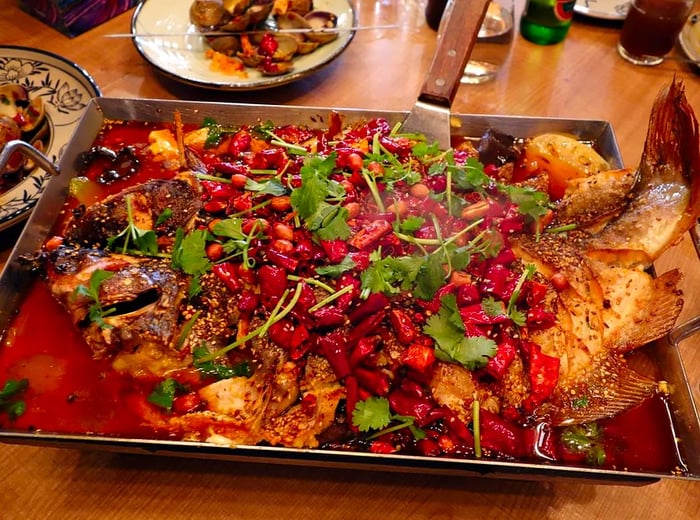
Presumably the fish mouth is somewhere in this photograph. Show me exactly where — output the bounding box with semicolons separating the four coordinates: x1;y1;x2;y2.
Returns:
77;287;162;328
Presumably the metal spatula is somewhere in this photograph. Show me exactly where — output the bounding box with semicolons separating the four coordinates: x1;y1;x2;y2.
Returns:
402;0;491;148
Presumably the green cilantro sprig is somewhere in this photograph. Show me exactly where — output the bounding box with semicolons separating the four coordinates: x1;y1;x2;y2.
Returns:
0;378;29;420
147;378;184;411
106;195;160;256
171;228;212;298
352;396;426;441
560;422;607;466
290;154;351;240
192;345;251;380
73;269;117;329
423;294;497;370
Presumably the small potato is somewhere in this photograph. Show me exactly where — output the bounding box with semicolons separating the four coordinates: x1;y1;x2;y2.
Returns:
515;133;610;200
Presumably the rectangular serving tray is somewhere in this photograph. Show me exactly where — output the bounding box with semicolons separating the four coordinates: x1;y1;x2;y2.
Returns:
1;98;698;485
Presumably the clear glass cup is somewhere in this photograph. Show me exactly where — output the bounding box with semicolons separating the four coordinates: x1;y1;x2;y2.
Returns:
462;0;515;84
617;0;694;66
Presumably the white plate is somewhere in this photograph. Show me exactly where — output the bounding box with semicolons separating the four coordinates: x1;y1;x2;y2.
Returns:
574;0;630;20
0;46;101;232
679;12;700;68
131;0;356;91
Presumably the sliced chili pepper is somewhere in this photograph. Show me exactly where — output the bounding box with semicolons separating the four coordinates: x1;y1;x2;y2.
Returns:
369;441;397;454
400;343;436;373
347;311;386;345
348;293;389;324
480;263;511;299
311;306;346;330
268;319;294;349
211;161;249;176
347;219;393;250
354;367;390;396
258;264;287;299
389;308;418;345
266;247;299;272
237;289;259;314
172;392;202;414
316;331;351;380
520;340;560;406
320;239;348;264
459;303;510;325
479;409;526;458
212;262;242;293
336;273;360;311
349;336;379;367
484;337;517;380
387;388;434;423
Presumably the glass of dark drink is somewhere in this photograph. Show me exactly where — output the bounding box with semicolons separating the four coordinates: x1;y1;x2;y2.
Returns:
618;0;694;65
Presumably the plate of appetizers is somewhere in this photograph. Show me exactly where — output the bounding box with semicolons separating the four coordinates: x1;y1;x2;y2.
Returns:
0;46;100;232
131;0;356;91
574;0;629;20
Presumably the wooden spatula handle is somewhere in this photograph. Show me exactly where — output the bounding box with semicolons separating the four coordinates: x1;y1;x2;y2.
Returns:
418;0;491;108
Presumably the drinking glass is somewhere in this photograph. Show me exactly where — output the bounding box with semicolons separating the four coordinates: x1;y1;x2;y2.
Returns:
617;0;694;66
462;0;515;84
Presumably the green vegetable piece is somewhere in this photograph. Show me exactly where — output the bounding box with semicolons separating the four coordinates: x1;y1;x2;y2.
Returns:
73;269;117;329
147;378;180;411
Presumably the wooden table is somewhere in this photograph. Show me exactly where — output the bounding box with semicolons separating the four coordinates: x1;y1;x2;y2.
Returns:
1;1;699;518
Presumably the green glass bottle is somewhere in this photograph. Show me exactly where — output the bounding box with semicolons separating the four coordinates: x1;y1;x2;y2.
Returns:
520;0;577;45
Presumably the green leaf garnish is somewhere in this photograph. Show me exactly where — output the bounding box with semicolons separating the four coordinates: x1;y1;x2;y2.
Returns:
147;378;181;411
352;396;426;441
171;229;212;298
73;269;117;329
0;378;29;420
192;345;251;379
424;294;497;370
561;422;607;466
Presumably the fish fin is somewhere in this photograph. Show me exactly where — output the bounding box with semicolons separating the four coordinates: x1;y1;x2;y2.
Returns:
587;255;683;352
555;168;637;231
547;355;658;426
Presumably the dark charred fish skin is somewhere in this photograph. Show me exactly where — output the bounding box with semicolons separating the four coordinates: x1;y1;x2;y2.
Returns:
64;173;202;248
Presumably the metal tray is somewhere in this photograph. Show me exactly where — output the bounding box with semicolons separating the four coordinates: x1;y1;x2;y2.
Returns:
1;97;698;485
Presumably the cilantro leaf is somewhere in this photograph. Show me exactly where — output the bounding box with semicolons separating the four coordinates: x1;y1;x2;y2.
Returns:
171;229;212;298
500;184;551;222
398;215;425;233
560;423;607;466
244;178;288;197
352;397;426;441
105;195;159;256
315;255;356;277
424;294;497;370
352;396;392;432
192;345;251;379
147;378;182;411
74;269;116;329
0;378;29;420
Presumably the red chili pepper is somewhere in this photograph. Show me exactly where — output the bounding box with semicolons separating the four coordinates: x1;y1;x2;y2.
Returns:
387;389;434;422
335;273;360;311
265;247;299;272
227;130;251;156
349;336;379;367
479;409;526;458
172;392;202;414
257;33;278;56
258;264;287;299
347;311;386;345
389;308;418;345
320;239;348;263
237;289;259;314
316;331;351;379
417;283;455;314
480;263;511;299
526;305;557;329
520;340;560;405
268;319;294;349
212;262;242;293
484;337;517;380
348;293;389;324
354;367;390;396
459;303;510;325
347;219;393;250
416;438;442;456
400;343;436;373
311;306;346;330
525;280;548;306
455;283;480;306
211;161;249;176
369;441;397;454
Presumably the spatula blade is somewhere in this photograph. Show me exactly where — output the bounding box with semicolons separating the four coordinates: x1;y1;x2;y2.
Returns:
402;0;491;148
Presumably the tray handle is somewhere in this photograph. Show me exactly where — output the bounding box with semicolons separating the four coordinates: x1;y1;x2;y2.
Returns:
0;139;60;180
